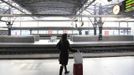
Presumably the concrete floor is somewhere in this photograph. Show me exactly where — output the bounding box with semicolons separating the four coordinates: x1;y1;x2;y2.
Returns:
0;56;134;75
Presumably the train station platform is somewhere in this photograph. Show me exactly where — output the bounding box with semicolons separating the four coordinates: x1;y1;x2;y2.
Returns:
0;39;133;59
0;56;134;75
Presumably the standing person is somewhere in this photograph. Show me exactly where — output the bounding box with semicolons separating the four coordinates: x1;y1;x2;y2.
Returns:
56;33;76;75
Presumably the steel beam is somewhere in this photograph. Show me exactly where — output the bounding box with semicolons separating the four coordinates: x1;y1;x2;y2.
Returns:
2;27;131;30
78;0;96;14
0;0;27;14
1;18;134;22
1;19;134;22
0;14;124;17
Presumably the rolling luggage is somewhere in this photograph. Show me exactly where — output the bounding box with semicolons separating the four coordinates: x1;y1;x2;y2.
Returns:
73;50;83;75
73;64;83;75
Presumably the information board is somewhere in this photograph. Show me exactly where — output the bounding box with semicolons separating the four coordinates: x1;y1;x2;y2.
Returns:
125;0;134;12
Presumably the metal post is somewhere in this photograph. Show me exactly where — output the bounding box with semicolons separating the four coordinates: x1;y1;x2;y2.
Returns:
93;4;97;35
98;4;103;41
30;29;32;35
93;23;97;35
127;22;129;35
79;29;82;35
98;18;103;41
6;21;12;35
119;22;120;35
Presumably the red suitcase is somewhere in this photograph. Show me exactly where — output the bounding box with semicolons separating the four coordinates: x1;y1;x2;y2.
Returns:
73;64;83;75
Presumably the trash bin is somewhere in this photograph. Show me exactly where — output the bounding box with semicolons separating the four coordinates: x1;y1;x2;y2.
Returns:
73;50;83;75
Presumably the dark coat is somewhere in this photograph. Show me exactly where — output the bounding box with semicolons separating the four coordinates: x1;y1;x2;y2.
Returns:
56;39;76;65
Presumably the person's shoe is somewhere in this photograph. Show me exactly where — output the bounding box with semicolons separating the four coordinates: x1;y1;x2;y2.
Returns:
65;71;70;74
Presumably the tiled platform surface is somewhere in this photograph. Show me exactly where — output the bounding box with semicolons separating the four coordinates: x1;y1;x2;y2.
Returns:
0;56;134;75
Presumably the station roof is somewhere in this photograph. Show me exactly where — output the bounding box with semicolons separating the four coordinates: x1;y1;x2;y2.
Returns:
12;0;89;15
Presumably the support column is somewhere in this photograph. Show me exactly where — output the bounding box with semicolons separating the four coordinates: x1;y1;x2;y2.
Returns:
93;23;97;35
78;29;82;35
119;22;120;35
98;18;103;41
126;22;129;35
6;21;13;35
98;4;103;41
93;4;97;35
